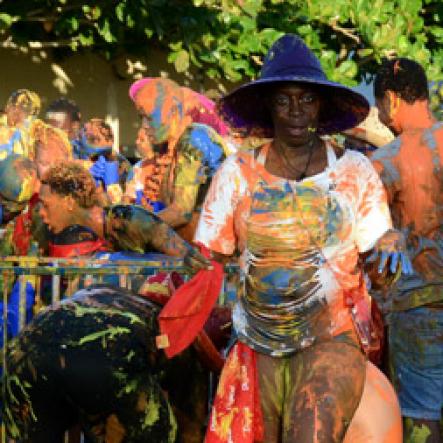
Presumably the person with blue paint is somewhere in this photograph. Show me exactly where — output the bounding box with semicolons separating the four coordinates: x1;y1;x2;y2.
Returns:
125;77;230;241
77;118;131;205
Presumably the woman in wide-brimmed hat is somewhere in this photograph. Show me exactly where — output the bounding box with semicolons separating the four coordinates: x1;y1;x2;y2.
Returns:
195;34;410;442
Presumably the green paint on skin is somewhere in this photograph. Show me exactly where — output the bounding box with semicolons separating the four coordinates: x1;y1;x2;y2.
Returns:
125;350;136;362
406;422;432;443
167;402;178;443
142;394;160;429
69;303;144;325
70;326;131;347
122;378;139;395
115;371;132;398
4;373;37;437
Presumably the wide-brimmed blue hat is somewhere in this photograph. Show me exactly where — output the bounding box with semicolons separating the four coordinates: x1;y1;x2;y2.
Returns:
219;34;369;136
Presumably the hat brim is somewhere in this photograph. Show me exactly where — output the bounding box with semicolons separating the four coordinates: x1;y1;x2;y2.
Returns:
219;76;370;136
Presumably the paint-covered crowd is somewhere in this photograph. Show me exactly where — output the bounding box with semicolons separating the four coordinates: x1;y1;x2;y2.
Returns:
0;34;441;443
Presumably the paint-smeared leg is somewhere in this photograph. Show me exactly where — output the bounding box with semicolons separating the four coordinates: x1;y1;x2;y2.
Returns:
404;418;441;443
256;353;286;443
283;340;365;443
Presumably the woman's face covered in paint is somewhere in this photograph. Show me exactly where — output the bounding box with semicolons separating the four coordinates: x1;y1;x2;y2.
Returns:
133;79;185;148
5;89;41;127
135;118;155;159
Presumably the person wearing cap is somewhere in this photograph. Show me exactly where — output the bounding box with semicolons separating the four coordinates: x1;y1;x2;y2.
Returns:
371;58;443;443
194;34;410;442
76;118;131;205
126;77;230;242
0;89;42;160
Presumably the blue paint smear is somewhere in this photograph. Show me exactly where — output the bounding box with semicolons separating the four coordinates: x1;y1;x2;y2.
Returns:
188;124;224;175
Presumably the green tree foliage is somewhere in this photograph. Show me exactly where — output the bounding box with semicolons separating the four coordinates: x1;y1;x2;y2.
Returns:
0;0;441;88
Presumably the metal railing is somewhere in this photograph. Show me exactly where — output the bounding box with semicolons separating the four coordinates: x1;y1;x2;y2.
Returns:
0;256;239;443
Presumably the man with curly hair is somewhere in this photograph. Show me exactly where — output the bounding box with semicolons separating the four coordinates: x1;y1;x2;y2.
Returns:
39;161;209;266
372;58;443;443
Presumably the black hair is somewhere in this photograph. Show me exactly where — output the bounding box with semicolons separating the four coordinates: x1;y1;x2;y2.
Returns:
374;58;429;103
45;97;81;122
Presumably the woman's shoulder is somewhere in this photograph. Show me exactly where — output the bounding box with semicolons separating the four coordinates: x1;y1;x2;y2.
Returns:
178;122;228;156
220;145;264;176
180;122;225;145
335;145;374;170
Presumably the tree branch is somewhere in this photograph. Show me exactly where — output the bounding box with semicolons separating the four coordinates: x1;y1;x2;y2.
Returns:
329;20;360;44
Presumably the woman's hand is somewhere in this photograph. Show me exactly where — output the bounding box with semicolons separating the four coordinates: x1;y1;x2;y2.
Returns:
365;229;414;289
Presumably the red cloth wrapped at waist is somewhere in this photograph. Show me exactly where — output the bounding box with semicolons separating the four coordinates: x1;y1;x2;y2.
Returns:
205;342;264;443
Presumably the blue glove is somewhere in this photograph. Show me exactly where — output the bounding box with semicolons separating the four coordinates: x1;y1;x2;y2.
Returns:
366;250;414;276
103;160;120;187
89;155;107;186
135;189;143;205
380;250;414;275
134;190;165;213
150;201;166;213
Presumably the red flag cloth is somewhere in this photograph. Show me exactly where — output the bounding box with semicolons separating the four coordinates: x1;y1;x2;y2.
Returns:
157;249;224;358
205;342;264;443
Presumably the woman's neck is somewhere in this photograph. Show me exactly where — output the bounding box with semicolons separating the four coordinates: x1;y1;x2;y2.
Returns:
274;137;318;159
267;137;326;180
